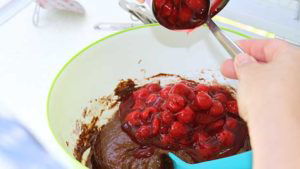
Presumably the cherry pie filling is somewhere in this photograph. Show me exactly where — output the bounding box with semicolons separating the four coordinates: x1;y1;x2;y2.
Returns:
120;81;248;162
152;0;229;30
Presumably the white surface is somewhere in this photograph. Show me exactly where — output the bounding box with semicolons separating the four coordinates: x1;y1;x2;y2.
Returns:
0;0;11;7
0;0;10;8
0;0;132;167
47;26;243;169
0;0;31;25
221;0;300;43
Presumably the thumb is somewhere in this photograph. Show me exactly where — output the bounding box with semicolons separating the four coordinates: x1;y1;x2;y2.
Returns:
234;53;258;79
234;53;259;121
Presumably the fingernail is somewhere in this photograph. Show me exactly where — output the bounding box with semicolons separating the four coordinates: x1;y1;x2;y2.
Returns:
235;54;256;67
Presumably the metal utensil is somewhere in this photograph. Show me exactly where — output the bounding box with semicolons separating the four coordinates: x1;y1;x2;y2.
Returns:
94;22;143;31
119;0;157;24
206;18;244;58
93;0;154;31
93;0;154;32
118;0;243;58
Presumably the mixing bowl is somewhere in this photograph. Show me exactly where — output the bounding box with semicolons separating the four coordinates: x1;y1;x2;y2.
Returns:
47;24;250;169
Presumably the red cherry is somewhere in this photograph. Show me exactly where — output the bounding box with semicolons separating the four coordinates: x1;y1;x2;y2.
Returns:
195;92;213;110
166;94;186;112
161;134;174;146
213;93;227;103
160;2;174;17
226;100;238;114
209;100;224;116
147;83;161;92
168;9;178;25
195;84;209;92
141;107;157;121
161;111;174;125
146;94;160;105
197;144;216;158
125;111;141;126
178;6;193;22
160;86;172;98
154;0;167;9
207;119;225;131
132;99;145;110
160;125;170;134
152;97;165;108
136;125;152;140
197;137;221;158
179;137;192;146
174;0;181;6
134;88;149;100
170;83;193;97
217;130;235;146
161;102;169;111
170;122;188;138
169;83;188;95
152;116;161;136
193;131;209;143
196;113;215;125
176;106;195;124
187;92;196;100
225;117;238;129
186;0;206;11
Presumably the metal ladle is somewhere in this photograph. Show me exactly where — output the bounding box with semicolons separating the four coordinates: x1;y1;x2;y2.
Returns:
206;17;244;57
118;0;244;58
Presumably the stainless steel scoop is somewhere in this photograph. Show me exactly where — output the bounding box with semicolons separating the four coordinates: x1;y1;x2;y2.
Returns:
206;18;244;57
117;0;244;58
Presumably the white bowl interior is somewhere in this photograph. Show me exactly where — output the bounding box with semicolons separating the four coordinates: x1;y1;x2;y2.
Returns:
47;25;246;168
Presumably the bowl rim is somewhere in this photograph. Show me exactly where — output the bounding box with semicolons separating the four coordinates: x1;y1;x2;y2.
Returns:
46;23;251;168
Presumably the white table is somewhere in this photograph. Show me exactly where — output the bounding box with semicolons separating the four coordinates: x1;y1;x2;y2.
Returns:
0;0;132;167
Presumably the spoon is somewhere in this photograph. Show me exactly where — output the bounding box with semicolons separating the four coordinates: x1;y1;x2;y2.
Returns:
206;17;244;58
119;0;243;58
206;0;244;57
151;0;244;58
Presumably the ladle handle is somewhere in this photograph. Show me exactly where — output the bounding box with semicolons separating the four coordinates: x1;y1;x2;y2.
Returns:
206;18;244;58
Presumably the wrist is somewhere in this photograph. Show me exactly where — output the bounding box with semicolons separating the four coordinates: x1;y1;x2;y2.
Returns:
246;107;300;169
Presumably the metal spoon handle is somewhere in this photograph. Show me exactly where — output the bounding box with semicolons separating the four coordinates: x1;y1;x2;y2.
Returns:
206;18;244;58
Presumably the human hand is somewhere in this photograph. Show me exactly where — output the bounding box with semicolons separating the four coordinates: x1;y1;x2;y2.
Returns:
221;39;300;169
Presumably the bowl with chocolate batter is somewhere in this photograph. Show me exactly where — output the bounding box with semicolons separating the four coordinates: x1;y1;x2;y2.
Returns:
47;24;251;169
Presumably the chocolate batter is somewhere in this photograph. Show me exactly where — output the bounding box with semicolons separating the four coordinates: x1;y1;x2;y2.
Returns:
88;115;194;169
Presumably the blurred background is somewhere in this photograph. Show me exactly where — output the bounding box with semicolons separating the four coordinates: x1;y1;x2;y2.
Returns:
1;0;300;42
0;0;299;168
